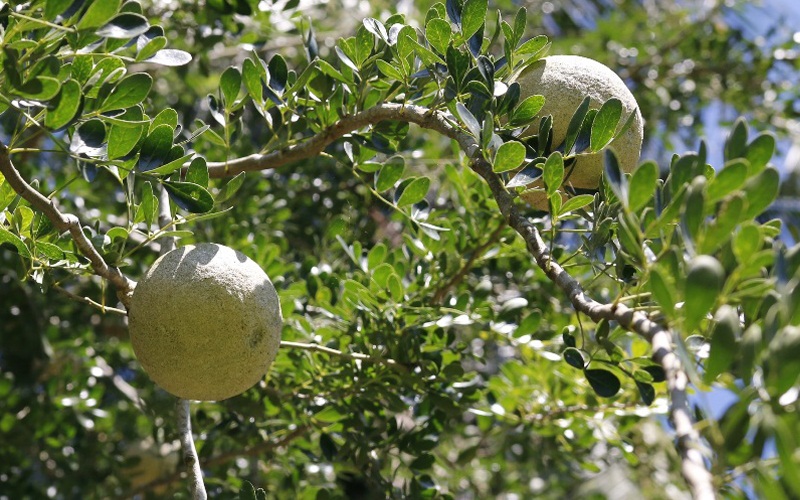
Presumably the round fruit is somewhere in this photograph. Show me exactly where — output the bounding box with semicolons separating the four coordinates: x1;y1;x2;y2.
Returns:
128;243;282;401
511;55;644;209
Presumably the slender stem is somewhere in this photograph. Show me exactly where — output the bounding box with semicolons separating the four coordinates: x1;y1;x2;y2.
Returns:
0;142;135;306
200;102;715;499
52;284;127;315
280;340;407;372
176;399;207;500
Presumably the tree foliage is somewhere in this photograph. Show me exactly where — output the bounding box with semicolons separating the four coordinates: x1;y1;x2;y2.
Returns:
1;0;799;498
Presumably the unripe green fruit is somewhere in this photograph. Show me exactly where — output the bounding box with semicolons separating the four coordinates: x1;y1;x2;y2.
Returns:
128;243;282;401
511;55;644;209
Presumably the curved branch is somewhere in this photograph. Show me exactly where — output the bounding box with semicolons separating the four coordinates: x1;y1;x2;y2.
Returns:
176;399;206;500
205;102;715;499
0;143;135;307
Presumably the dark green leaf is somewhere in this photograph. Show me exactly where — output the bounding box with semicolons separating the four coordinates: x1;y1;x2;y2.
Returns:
446;0;461;25
396;177;430;207
15;76;60;101
97;13;149;38
137;124;174;171
604;149;627;205
649;267;676;313
139;181;157;227
70;119;107;158
704;305;741;383
163;180;213;213
493;141;526;173
563;347;585;369
242;58;264;102
683;177;706;242
239;480;257;500
102;73;152;111
590;98;622;152
410;453;436;470
724;117;748;161
507;163;543;188
45;79;81;130
320;433;337;460
584;369;621;398
635;381;655;406
562;96;590;154
107;121;145;160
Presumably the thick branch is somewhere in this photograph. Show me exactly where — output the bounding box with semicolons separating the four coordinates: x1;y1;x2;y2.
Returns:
205;102;714;499
0;143;135;307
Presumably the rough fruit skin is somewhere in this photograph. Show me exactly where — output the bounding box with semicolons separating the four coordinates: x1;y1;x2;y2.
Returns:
128;243;282;401
512;55;644;209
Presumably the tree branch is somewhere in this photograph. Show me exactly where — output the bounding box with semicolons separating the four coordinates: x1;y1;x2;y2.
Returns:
0;142;135;307
204;102;715;499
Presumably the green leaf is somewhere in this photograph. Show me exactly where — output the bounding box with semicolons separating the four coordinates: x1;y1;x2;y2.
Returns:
45;79;82;130
97;13;150;38
137;124;174;172
628;160;658;212
0;175;17;212
563;96;590;154
706;159;747;203
509;95;545;128
375;59;404;80
543;151;564;197
590;98;622;152
724;117;748;161
138;181;158;227
388;273;404;301
376;159;405;191
604;149;627;205
396;177;430;207
563;347;585;369
220;66;242;108
704;305;741;383
649;267;676;313
108;110;146;161
45;0;73;20
682;177;706;242
77;0;120;30
185;157;209;188
635;381;655;406
744;133;775;174
144;49;192;66
492;141;526;173
34;241;64;261
684;255;725;332
560;194;594;214
732;223;762;263
584;369;621;398
101;73;152;111
15;76;60;101
456;102;481;138
0;226;31;258
425;18;451;54
163;180;213;213
151;108;179;131
516;34;548;55
215;172;246;204
239;480;257;500
741;167;779;219
136;36;167;62
242;58;264;102
460;0;487;41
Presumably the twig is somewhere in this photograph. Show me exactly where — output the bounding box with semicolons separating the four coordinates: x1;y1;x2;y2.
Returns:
201;102;715;499
127;425;309;497
176;399;206;500
0;142;135;307
280;340;407;372
52;284;128;315
432;221;507;305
